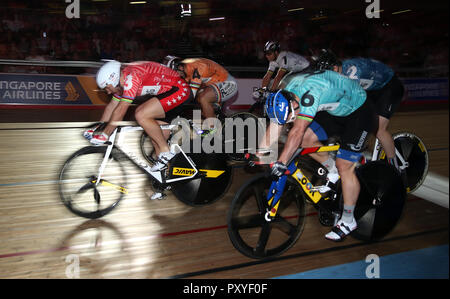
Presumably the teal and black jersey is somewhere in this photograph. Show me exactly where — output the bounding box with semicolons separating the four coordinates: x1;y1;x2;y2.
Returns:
342;58;394;90
283;70;367;121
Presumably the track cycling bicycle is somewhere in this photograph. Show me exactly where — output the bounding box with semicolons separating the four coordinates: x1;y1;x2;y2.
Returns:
227;132;428;259
58;119;234;219
139;103;266;164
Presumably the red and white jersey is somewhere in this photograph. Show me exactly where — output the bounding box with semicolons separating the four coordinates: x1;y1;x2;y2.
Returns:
119;61;187;102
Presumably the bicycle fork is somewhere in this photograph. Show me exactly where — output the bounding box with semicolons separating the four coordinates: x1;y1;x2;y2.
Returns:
95;129;117;186
265;162;297;221
91;130;129;195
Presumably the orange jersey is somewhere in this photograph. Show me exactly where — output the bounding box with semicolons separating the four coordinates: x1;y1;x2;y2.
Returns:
182;58;229;89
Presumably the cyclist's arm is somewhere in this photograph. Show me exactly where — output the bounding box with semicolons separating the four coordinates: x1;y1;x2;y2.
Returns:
186;66;203;98
189;78;202;98
103;100;131;136
99;94;121;122
270;68;288;91
261;70;274;89
257;121;283;156
277;117;310;164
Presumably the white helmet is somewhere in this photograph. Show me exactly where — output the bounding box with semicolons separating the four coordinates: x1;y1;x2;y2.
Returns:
96;60;121;89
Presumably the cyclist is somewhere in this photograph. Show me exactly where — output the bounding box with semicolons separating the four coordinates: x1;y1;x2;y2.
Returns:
260;70;377;241
85;60;192;172
164;56;238;136
315;49;405;171
261;41;310;92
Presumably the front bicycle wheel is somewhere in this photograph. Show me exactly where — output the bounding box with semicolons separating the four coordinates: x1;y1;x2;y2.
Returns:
377;132;429;193
353;161;406;241
227;174;306;259
58;146;127;219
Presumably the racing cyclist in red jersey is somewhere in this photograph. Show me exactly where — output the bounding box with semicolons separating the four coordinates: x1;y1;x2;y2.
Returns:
86;60;192;171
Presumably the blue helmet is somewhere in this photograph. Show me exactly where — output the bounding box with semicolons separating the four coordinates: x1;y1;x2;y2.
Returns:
264;90;297;125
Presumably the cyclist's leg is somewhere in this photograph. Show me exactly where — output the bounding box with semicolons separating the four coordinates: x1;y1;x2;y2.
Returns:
197;86;217;123
304;112;342;178
325;100;376;241
216;77;239;115
302;120;328;164
201;79;238;130
369;75;405;168
376;115;396;159
136;85;192;155
147;120;172;156
336;157;359;208
135;97;169;155
324;154;360;241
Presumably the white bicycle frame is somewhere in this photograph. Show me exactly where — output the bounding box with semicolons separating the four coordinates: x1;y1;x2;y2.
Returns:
369;136;409;171
94;124;198;186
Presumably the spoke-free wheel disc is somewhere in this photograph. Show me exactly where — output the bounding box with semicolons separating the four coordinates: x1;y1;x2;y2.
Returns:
59;146;127;219
170;153;233;206
353;161;406;241
227;174;306;259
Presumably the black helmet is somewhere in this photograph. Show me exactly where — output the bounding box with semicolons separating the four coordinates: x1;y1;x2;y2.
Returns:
263;41;280;53
163;55;183;70
315;49;341;70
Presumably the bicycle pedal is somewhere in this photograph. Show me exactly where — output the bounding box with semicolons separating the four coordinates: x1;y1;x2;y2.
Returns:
311;185;332;194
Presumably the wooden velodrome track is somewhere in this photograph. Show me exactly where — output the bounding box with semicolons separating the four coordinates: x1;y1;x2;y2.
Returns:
0;106;448;279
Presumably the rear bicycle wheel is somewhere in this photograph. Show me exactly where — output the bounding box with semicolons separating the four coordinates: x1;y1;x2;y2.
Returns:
170;152;233;206
353;161;406;241
58;146;127;219
377;132;429;193
227;174;306;259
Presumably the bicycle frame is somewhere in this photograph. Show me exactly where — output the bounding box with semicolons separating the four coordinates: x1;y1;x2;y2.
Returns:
370;137;408;171
265;144;340;221
95;125;199;187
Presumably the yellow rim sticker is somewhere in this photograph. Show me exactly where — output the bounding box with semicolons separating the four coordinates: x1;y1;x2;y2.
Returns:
199;169;225;178
418;142;425;153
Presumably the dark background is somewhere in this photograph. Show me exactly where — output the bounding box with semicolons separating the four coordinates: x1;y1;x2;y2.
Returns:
0;0;448;77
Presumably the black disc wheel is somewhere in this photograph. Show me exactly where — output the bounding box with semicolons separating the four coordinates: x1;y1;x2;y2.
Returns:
353;161;406;241
227;174;306;259
170;152;233;206
59;146;127;219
